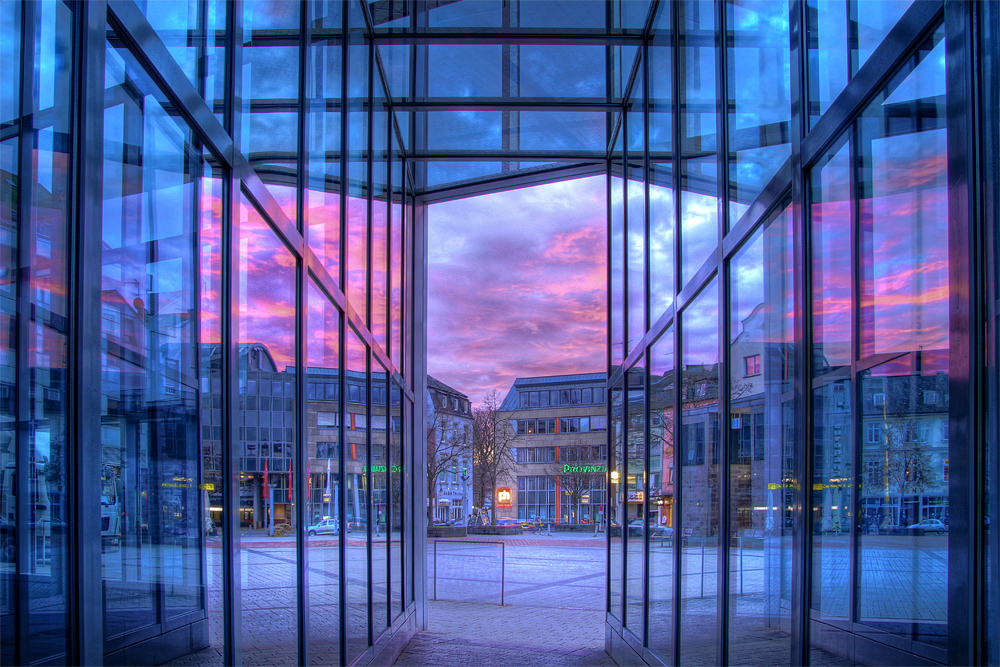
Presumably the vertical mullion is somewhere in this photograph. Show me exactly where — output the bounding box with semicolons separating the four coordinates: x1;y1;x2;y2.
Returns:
715;1;731;664
338;7;350;664
641;37;652;648
670;1;683;664
71;2;107;664
788;0;812;664
605;164;613;622
223;3;244;665
295;4;310;664
945;0;983;664
13;2;35;663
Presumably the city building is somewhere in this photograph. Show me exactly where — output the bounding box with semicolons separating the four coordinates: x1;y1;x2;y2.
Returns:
496;374;609;525
426;376;473;524
2;2;1000;667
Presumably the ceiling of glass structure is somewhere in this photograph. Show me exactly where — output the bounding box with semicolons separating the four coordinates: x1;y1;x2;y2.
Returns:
366;0;649;199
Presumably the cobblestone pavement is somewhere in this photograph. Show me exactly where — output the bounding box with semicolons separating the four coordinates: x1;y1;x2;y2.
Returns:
393;600;615;667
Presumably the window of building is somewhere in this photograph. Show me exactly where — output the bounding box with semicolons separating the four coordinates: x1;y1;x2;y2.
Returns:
866;422;882;444
744;354;761;377
318;412;338;428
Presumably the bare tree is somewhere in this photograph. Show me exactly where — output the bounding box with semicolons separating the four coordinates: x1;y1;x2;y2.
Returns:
426;394;471;522
863;416;936;528
471;389;518;524
556;443;604;523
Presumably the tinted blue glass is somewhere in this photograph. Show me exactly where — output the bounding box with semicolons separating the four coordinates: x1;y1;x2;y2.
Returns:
727;0;791;227
611;171;626;368
428;45;503;97
518;1;605;29
519;46;606;98
346;331;370;662
427;162;504;188
649;163;675;322
625;363;646;634
678;279;721;667
519;112;606;152
103;28;204;643
428;1;502;27
648;328;676;663
426;111;503;151
610;383;624;619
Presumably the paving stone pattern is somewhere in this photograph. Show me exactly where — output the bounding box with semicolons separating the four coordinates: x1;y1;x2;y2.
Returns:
393;600;615;667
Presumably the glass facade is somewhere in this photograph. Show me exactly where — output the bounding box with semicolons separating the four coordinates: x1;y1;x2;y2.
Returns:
0;1;998;667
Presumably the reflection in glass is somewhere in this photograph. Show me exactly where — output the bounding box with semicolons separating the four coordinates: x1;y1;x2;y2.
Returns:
678;280;720;666
3;2;73;661
726;0;790;226
242;1;300;216
611;171;625;368
857;360;948;647
609;383;624;620
679;0;718;288
307;281;340;664
346;330;370;662
101;30;203;646
627;165;646;354
810;139;852;374
306;0;342;283
390;382;404;618
625;362;646;635
649;163;675;323
727;209;794;665
372;363;389;632
237;197;298;665
809;378;852;663
647;330;675;663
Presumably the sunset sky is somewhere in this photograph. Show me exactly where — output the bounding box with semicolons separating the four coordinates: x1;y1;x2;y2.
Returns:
427;175;607;405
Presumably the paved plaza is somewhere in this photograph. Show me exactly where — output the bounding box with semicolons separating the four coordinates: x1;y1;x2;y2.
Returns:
155;531;947;665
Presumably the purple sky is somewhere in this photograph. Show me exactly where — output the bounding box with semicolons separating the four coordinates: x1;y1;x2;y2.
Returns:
427;175;608;405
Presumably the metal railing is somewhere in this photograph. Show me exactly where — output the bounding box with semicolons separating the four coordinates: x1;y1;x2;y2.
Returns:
432;539;506;606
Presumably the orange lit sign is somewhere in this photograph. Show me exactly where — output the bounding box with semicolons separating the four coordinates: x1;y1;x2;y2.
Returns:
497;488;513;507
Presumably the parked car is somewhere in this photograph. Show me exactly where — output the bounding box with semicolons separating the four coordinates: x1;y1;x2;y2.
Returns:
628;519;668;538
906;518;948;534
307;519;341;536
496;518;518;526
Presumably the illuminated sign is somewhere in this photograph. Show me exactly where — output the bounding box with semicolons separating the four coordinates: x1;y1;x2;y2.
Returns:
563;464;607;474
626;490;644;503
496;488;513;507
362;465;403;473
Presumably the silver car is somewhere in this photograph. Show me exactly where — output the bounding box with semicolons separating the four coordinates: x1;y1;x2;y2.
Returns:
307;519;341;536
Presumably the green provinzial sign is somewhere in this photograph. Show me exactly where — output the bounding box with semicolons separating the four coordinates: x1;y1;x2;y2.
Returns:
563;464;607;474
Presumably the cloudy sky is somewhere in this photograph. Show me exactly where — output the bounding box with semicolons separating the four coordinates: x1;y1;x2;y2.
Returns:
427;175;607;405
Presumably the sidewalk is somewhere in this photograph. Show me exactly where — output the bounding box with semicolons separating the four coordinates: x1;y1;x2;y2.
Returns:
392;600;614;667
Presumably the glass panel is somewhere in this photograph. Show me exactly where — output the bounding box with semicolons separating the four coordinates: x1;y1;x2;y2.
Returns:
611;169;626;369
2;2;73;661
372;363;389;632
237;196;298;665
518;112;607;152
810;138;852;375
649;2;673;157
650;162;675;324
808;378;852;663
648;329;675;663
372;104;389;349
346;2;369;321
727;209;794;665
196;157;225;662
858;29;947;359
627;162;646;354
609;383;624;620
390;140;403;371
679;0;719;288
518;46;606;99
807;0;915;128
345;329;369;662
855;25;948;651
242;1;299;218
726;0;790;226
102;29;202;642
307;281;340;663
625;363;646;635
137;0;226;117
390;381;403;618
678;279;720;667
306;0;342;283
427;45;503;97
425;111;502;151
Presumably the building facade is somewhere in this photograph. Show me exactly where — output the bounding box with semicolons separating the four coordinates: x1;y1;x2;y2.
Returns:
426;376;473;524
496;374;610;525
